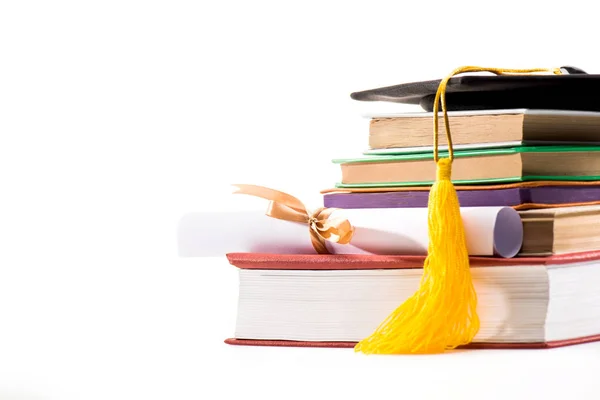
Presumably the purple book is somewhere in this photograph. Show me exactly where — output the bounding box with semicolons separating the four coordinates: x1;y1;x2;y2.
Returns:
323;185;600;209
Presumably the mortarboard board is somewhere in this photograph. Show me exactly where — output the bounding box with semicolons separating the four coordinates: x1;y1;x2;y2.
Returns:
350;66;596;111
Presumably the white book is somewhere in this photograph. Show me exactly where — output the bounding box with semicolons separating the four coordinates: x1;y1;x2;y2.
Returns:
228;253;600;346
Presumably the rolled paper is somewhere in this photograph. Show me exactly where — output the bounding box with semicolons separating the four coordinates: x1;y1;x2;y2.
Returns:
178;206;523;258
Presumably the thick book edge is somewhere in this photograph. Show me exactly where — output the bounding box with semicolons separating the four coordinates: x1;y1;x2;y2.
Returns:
224;334;600;349
361;109;600;119
321;180;600;194
226;250;600;270
334;176;600;188
332;145;600;165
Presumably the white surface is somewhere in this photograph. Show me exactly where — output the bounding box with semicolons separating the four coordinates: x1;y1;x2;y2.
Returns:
178;206;522;257
2;0;600;399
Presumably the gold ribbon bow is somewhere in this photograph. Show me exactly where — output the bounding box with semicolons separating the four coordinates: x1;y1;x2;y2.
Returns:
232;184;354;254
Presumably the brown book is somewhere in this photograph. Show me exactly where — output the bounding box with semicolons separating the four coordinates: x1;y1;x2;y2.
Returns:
333;146;600;187
367;109;600;150
520;204;600;255
225;252;600;349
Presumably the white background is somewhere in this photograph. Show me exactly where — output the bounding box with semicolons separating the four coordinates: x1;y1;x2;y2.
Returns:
1;1;600;399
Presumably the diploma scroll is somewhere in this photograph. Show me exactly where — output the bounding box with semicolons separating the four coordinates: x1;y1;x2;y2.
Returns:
178;207;523;258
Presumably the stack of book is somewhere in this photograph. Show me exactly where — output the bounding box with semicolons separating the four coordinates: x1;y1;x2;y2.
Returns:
323;109;600;256
223;75;600;350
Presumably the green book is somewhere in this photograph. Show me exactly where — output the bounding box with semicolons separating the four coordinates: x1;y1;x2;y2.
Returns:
332;146;600;188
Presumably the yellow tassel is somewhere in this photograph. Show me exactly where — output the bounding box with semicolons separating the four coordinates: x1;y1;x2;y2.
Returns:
354;158;479;354
354;66;562;354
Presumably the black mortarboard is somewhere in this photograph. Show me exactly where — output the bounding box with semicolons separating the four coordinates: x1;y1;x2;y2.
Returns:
350;66;600;112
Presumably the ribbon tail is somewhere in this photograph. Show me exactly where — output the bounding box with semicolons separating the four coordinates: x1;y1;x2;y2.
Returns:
232;184;307;213
267;201;309;224
309;229;329;254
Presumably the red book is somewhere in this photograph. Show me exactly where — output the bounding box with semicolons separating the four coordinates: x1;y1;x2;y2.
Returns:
225;252;600;349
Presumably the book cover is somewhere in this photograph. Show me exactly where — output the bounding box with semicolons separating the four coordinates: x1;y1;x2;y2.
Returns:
225;251;600;349
322;182;600;210
333;146;600;188
334;145;600;164
362;109;600;154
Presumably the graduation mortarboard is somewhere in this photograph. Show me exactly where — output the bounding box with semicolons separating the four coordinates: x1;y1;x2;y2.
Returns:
350;66;597;112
